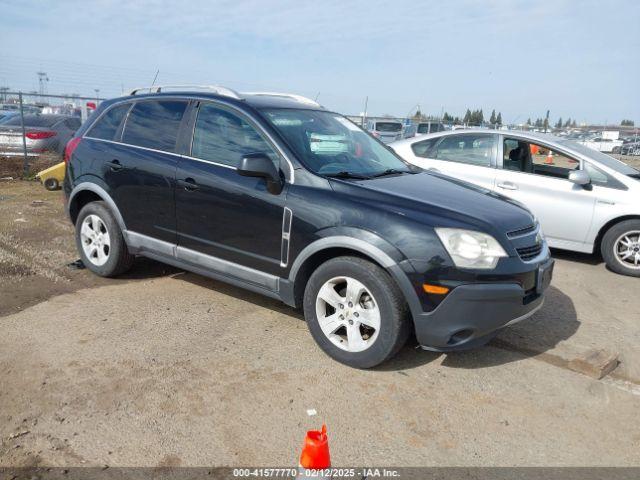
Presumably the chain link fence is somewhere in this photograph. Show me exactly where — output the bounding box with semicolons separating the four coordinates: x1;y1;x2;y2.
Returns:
0;91;105;178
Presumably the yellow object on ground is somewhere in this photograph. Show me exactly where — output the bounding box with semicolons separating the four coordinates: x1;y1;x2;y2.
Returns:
36;162;66;191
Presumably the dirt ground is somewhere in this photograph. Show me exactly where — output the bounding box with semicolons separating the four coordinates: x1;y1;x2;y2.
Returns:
0;180;639;467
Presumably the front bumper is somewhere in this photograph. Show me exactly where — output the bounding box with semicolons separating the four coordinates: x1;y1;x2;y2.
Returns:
414;258;554;351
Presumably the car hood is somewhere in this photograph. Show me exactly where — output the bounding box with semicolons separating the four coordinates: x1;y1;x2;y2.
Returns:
329;171;535;234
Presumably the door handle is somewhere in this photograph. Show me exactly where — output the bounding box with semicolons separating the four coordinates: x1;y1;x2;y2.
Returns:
177;177;199;191
106;159;124;172
497;181;518;190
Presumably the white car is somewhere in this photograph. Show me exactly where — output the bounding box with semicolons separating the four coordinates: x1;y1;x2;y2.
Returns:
390;130;640;277
579;136;624;153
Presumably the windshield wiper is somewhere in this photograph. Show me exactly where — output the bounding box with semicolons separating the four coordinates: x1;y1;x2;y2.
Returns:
324;171;372;180
370;168;413;178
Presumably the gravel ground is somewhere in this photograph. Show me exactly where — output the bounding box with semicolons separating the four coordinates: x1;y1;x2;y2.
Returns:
0;180;638;467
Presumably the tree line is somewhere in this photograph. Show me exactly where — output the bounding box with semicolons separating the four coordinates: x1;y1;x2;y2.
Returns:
414;109;635;128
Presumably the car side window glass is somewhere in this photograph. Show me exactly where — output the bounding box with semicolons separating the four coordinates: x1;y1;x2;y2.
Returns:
503;138;579;179
411;138;438;158
122;101;187;152
86;104;131;141
434;134;495;166
191;104;279;168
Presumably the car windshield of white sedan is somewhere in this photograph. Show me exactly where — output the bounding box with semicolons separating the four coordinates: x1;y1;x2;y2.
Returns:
262;109;413;178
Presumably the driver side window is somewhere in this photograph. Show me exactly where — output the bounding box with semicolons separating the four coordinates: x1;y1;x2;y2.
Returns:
502;138;580;180
192;104;279;168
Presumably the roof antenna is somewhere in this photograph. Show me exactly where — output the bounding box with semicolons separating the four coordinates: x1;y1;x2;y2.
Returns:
314;92;320;102
151;69;160;87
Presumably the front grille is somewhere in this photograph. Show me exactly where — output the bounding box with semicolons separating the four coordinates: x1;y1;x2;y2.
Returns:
508;224;536;238
517;243;542;261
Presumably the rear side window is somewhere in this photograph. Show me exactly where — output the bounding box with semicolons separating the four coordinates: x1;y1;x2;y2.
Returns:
122;101;188;152
87;104;131;140
434;134;495;167
411;137;439;157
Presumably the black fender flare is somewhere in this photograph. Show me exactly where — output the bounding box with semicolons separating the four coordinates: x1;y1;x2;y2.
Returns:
68;180;127;232
287;233;422;318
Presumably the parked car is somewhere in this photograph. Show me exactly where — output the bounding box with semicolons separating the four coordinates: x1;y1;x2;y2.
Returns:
579;136;623;153
390;130;640;276
416;121;446;135
402;124;417;139
366;119;403;143
64;86;553;368
36;161;66;190
0;114;82;157
0;111;19;124
618;141;640;156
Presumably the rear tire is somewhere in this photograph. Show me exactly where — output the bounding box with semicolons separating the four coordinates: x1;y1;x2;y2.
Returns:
601;220;640;277
303;256;411;368
44;178;59;191
75;201;134;277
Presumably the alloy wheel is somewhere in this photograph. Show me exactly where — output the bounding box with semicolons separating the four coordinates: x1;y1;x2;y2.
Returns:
80;214;111;266
315;276;381;352
614;230;640;270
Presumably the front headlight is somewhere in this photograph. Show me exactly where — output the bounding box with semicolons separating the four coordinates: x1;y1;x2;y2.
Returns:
435;228;508;269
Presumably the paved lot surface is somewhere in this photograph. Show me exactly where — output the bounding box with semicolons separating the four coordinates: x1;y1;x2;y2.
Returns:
1;180;639;467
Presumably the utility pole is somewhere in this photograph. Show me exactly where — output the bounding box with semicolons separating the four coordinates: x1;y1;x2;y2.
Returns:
544;109;550;133
94;89;100;105
362;96;368;127
37;71;49;95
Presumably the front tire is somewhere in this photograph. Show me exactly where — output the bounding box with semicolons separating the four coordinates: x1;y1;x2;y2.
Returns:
601;220;640;277
303;256;410;368
75;201;134;277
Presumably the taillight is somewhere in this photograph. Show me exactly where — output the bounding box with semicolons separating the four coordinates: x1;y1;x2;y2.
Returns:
26;131;56;140
64;137;82;164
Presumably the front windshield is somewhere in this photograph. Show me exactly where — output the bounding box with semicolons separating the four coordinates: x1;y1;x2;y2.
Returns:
560;139;639;175
261;109;413;177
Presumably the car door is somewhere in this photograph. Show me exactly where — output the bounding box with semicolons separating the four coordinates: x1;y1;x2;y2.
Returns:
88;99;188;244
407;133;498;190
174;101;287;276
495;136;596;250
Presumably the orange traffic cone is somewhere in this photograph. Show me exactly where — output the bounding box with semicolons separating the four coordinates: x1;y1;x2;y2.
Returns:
545;151;554;165
299;424;331;471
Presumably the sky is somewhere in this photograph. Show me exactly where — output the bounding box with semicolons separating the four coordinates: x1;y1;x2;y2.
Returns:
0;0;638;125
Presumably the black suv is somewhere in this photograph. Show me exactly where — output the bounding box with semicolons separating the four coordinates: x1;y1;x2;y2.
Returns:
64;86;553;368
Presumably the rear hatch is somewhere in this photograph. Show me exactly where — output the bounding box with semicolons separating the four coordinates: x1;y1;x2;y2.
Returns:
375;122;403;142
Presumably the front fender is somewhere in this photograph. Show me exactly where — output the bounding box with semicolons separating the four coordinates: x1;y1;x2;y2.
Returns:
287;230;423;319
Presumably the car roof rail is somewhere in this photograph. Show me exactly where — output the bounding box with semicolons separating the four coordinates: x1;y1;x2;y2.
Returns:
241;91;321;107
128;85;241;99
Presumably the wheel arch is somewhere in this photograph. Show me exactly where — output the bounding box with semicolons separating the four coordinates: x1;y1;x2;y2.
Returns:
594;215;640;254
287;236;421;316
68;182;126;231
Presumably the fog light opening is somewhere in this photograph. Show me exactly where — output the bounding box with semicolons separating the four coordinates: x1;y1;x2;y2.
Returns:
447;329;474;346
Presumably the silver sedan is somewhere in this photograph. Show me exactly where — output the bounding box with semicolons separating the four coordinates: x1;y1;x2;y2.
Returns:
391;129;640;277
0;114;81;157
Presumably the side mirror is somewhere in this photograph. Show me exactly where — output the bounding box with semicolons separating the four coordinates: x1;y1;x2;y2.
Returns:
569;170;591;188
238;153;283;194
